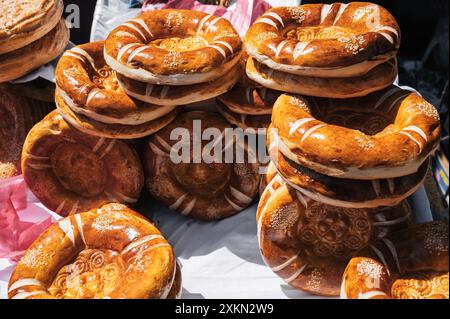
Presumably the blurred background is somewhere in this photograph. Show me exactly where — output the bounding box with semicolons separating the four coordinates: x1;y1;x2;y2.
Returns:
64;0;448;214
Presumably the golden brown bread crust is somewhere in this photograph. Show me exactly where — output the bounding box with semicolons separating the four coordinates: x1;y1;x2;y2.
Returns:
271;88;441;179
104;9;242;85
244;3;400;77
117;63;241;106
246;57;398;98
8;203;182;299
217;77;281;115
56;41;177;121
0;88;53;180
55;89;180;139
0;0;63;54
257;174;411;296
22;111;144;215
267;126;429;208
0;18;69;83
341;222;449;299
216;100;271;134
144;111;260;220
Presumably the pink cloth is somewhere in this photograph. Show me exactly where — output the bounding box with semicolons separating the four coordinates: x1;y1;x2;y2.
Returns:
142;0;271;36
0;176;55;262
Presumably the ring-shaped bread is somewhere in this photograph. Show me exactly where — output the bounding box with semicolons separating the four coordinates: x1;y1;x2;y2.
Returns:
56;41;177;125
104;9;242;85
22;111;144;215
341;222;448;299
267;126;429;208
244;3;400;77
0;18;69;83
117;63;241;106
246;57;398;98
144;111;260;220
55;90;180;139
8;203;182;299
257;173;411;296
0;0;64;55
271;87;441;179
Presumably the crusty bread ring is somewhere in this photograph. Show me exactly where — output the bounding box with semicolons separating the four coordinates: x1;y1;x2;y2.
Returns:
0;0;64;55
117;63;241;106
8;203;182;299
55;89;180;139
271;88;441;179
244;3;400;78
104;9;242;85
144;111;260;220
0;88;53;180
246;57;397;98
22;111;144;215
341;222;449;299
0;18;69;83
267;126;429;208
216;100;271;134
56;41;177;125
257;173;411;296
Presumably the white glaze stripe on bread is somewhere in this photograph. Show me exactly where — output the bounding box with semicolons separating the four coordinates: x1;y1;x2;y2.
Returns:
333;3;349;25
24;153;49;161
86;88;100;105
160;261;177;299
149;141;169;157
373;87;401;109
106;191;138;204
263;12;284;27
255;18;279;30
145;83;154;96
8;279;44;293
293;41;311;60
289;118;315;135
27;163;52;170
74;214;86;246
224;194;244;211
358;290;388;299
275;40;289;59
181;198;197;216
169;194;187;211
122;22;147;41
63;52;85;62
402;126;428;141
117;43;141;62
71;47;97;70
55;200;66;215
132;18;153;37
245;88;252;103
205;17;222;33
11;290;47;299
58;219;75;245
373;212;410;227
208;44;227;59
69;201;79;215
381;238;401;273
155;135;172;152
127;46;148;64
399;131;422;151
160;86;170;99
377;32;394;45
230;186;253;204
93;137;106;153
122;234;165;254
271;252;300;272
197;14;212;33
296;191;308;208
371;180;381;197
387;179;395;194
320;4;333;23
386;93;411;113
301;124;327;143
212;41;234;54
284;264;307;283
98;140;116;159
